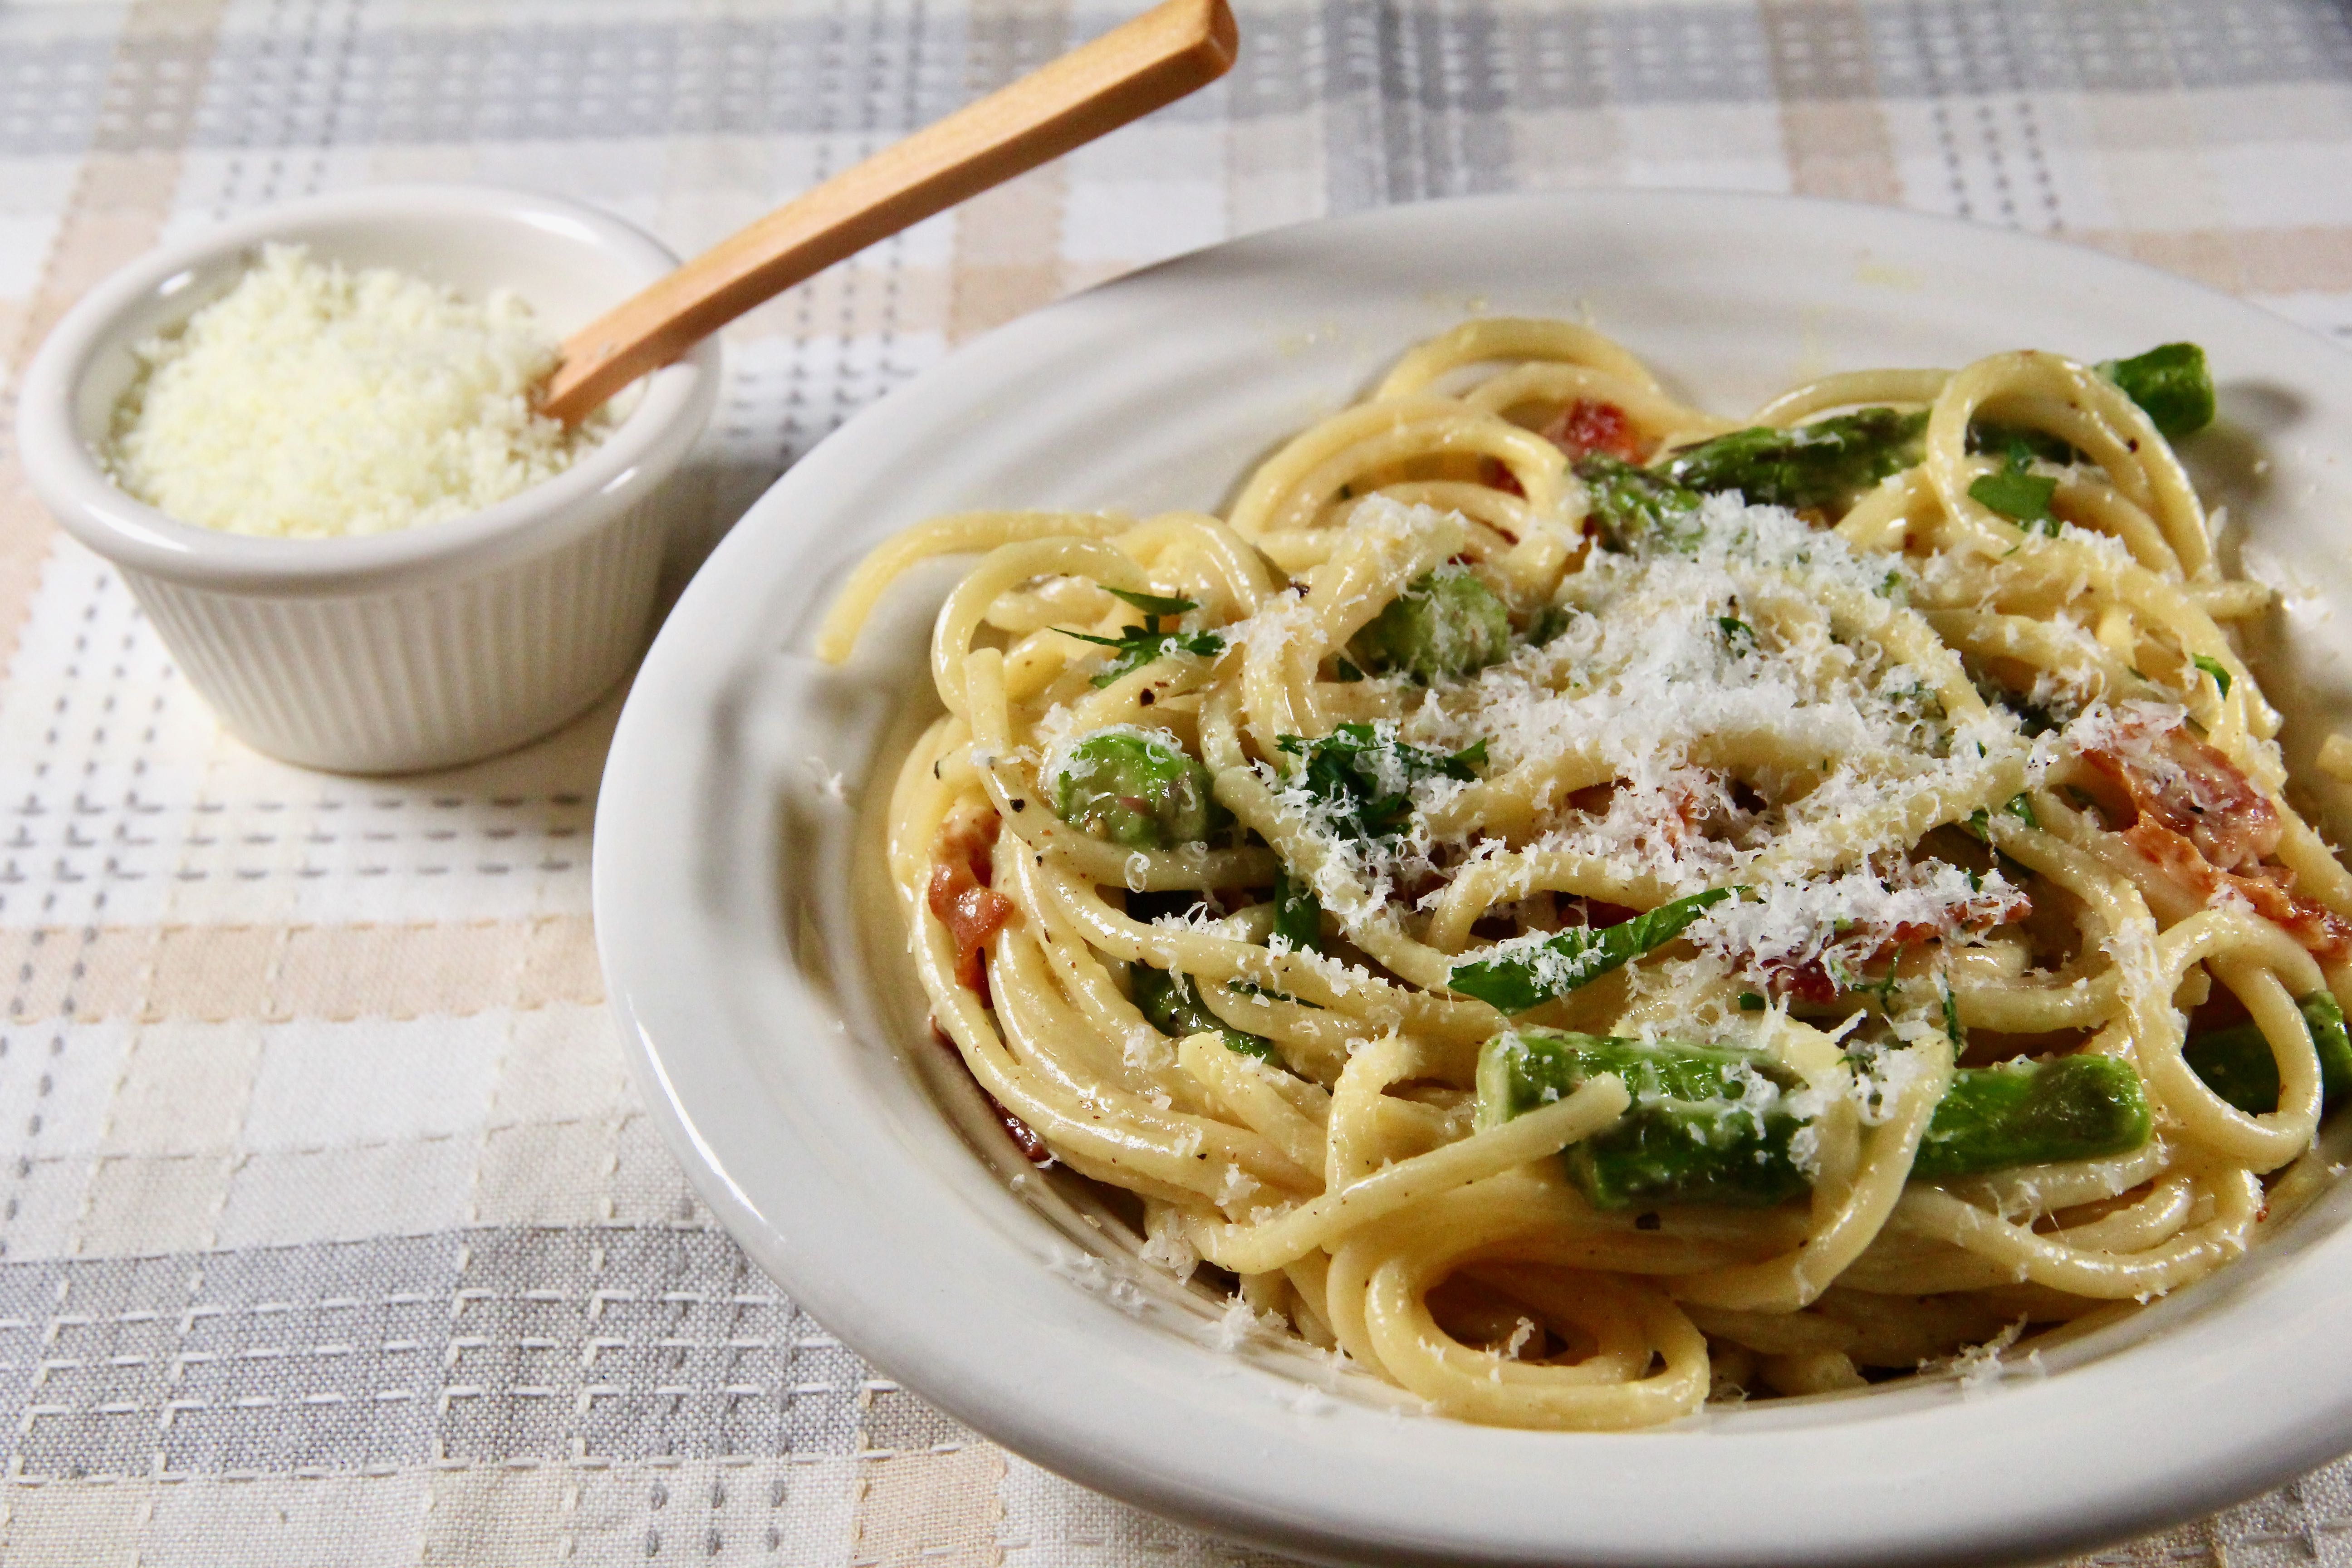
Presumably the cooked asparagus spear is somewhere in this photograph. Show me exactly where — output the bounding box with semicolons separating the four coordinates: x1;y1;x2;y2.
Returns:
1909;1053;2153;1179
1579;346;2210;556
1129;964;1277;1061
1655;407;1929;511
1478;1030;2151;1210
1270;867;1323;954
1050;729;1225;849
2098;342;2215;440
1476;1031;1810;1209
1348;568;1513;684
2183;992;2352;1117
1574;454;1705;553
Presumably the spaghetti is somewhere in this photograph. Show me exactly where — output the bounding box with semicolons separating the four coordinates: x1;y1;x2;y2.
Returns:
817;320;2351;1430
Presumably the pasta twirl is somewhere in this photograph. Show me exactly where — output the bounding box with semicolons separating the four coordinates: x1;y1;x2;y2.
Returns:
818;320;2350;1431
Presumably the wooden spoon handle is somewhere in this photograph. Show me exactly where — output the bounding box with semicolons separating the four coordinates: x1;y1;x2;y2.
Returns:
540;0;1237;423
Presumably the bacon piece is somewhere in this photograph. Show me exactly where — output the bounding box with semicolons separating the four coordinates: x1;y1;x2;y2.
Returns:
2227;872;2351;956
928;865;1014;994
1540;399;1646;463
2122;818;2351;958
928;811;1014;995
939;807;1000;886
930;1018;1051;1165
1474;897;1636;944
1482;401;1646;499
1762;910;2029;1005
2079;712;2347;958
2079;719;2281;872
1774;963;1841;1005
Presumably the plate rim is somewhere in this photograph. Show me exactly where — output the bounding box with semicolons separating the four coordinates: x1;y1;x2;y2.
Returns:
594;187;2352;1568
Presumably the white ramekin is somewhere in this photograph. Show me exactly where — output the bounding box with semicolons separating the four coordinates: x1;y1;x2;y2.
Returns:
15;183;720;774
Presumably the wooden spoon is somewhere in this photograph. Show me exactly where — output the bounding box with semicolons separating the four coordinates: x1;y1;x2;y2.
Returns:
539;0;1237;423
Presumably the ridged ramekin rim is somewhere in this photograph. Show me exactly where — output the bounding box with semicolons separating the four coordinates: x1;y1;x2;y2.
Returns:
15;181;718;598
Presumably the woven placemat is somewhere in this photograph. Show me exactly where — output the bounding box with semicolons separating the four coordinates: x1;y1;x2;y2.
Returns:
2;1;2350;1561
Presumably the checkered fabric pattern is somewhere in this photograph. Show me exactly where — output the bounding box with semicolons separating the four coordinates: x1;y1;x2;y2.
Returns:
3;0;2352;1562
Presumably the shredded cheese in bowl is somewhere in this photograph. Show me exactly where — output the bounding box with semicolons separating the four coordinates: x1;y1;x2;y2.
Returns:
104;243;619;539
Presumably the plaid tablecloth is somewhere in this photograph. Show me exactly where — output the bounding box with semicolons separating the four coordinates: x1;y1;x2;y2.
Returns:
3;0;2352;1562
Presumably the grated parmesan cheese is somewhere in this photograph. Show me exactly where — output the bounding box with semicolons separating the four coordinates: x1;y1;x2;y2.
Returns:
1940;1317;2030;1397
1687;861;2022;975
1212;1294;1284;1352
105;243;619;539
1387;492;2026;900
2060;700;2191;785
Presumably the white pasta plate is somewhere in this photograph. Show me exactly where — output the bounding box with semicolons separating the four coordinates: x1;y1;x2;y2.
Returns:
595;191;2352;1567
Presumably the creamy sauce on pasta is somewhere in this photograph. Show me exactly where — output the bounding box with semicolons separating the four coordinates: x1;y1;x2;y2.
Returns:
818;320;2349;1429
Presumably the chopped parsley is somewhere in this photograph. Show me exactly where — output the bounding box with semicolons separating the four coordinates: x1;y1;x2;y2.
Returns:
1967;439;2059;531
1274;724;1487;843
1105;586;1201;618
1962;794;2038;880
1060;588;1225;688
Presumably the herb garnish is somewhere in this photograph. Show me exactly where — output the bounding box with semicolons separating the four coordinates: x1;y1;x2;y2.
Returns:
1274;724;1486;844
1967;439;2059;530
1059;587;1225;688
1448;888;1735;1013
